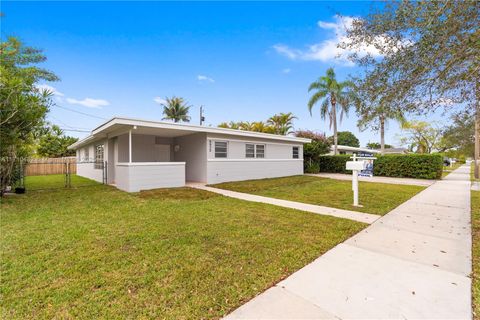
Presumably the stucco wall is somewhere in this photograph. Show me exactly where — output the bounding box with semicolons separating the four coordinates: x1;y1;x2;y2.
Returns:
206;133;303;160
115;163;185;192
77;162;104;183
207;159;304;184
173;133;207;182
205;133;304;184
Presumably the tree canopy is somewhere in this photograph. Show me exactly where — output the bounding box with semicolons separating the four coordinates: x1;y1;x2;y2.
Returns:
159;96;191;123
218;112;297;135
36;125;78;158
330;131;360;148
342;1;479;115
0;37;58;193
307;68;356;154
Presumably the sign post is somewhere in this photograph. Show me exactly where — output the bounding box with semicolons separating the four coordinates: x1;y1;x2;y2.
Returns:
346;154;376;207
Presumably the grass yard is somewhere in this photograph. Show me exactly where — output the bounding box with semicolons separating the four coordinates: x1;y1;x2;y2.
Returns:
472;189;480;319
0;179;365;319
23;174;99;190
212;175;426;215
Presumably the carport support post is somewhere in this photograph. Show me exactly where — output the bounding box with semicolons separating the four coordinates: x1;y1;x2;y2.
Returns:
128;129;132;163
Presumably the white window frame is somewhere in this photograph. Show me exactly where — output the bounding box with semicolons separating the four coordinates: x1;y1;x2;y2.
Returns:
245;143;255;158
84;147;90;162
255;144;265;158
94;144;104;169
214;141;228;158
292;146;299;159
245;143;266;158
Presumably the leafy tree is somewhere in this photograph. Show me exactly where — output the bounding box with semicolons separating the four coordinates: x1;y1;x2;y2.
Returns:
267;112;297;135
329;131;360;148
367;142;393;150
295;130;331;165
353;76;405;154
439;111;475;158
307;68;356;155
159;96;191;122
0;37;58;194
341;1;479;174
398;121;442;154
36;125;78;157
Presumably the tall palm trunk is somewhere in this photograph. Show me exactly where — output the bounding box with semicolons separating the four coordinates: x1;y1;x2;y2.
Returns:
331;95;338;155
380;115;385;155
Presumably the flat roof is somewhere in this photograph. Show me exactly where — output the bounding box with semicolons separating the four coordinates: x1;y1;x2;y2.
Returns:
69;117;311;149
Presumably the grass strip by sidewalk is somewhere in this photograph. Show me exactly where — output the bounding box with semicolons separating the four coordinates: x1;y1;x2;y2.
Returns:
212;175;425;215
1;180;365;319
472;189;480;319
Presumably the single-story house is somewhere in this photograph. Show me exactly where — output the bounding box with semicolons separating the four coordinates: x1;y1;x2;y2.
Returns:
383;147;409;154
328;145;380;155
68;117;311;192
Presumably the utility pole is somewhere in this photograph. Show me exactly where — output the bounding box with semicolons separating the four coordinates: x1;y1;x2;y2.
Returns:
200;105;205;126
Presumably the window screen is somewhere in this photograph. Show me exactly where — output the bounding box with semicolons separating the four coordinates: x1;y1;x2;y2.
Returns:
94;144;104;169
84;147;89;161
245;144;255;158
293;146;299;159
214;141;228;158
255;144;265;158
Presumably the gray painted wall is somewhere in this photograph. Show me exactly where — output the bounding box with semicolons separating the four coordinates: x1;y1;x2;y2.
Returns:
117;134;174;162
206;133;303;160
173;133;207;182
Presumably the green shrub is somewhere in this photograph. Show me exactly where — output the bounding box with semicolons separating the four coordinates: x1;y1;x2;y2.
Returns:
374;154;443;179
304;160;320;174
317;154;443;179
318;155;350;174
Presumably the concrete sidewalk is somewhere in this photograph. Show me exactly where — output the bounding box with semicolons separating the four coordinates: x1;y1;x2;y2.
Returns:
188;183;379;224
224;165;472;319
308;173;436;187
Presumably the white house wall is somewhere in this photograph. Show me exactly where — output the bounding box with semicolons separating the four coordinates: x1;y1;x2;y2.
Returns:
206;133;304;184
173;133;207;182
76;139;107;183
115;163;185;192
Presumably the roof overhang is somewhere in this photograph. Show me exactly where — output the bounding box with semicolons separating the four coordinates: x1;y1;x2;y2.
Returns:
69;117;311;150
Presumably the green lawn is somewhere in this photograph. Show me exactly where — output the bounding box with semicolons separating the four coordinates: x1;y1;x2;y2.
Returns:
0;179;365;319
472;189;480;319
23;174;99;190
212;175;425;215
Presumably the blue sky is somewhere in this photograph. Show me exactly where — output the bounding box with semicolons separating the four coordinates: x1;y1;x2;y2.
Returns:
2;1;441;146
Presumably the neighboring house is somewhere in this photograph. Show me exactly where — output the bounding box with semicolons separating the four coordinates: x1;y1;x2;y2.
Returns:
328;145;380;156
68;117;310;192
383;147;409;154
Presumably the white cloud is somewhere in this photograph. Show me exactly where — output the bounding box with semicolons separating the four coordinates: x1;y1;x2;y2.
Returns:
282;68;291;74
35;84;64;97
197;75;215;83
272;15;392;66
66;97;110;108
153;96;167;104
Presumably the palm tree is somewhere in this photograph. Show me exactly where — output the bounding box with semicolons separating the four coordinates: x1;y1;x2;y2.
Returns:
267;112;297;135
307;68;356;155
159;96;191;123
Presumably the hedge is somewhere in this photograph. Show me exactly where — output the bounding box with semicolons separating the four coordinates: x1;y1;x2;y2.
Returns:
317;154;443;179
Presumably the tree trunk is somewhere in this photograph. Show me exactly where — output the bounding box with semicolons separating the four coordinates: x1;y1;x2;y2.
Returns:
332;103;338;155
380;115;385;155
